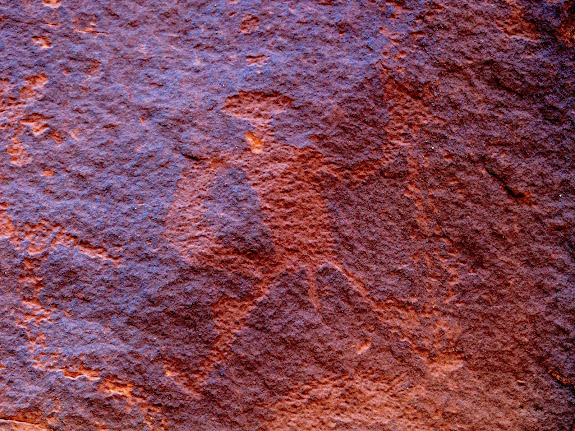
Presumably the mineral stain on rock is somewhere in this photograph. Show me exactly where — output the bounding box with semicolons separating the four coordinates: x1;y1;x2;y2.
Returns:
0;0;574;430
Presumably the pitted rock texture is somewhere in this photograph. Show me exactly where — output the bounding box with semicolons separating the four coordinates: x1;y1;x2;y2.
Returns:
0;0;574;430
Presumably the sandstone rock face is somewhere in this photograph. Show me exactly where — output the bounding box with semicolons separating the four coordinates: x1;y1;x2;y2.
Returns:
0;0;574;430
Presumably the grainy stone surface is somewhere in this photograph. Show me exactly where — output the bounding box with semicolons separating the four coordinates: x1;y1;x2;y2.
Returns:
0;0;574;430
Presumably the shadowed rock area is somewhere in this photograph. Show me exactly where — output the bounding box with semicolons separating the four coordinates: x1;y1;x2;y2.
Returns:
0;0;574;429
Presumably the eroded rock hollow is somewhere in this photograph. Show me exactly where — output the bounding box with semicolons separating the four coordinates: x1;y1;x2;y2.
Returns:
0;0;574;430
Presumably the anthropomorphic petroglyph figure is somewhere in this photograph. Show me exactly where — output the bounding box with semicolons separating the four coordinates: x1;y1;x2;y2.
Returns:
165;91;374;395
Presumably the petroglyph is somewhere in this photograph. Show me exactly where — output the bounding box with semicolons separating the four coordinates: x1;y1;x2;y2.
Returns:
165;91;387;394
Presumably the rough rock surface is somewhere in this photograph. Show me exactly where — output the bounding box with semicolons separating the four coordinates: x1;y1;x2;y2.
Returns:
0;0;574;430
